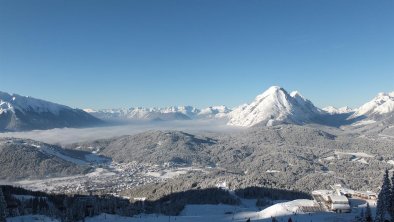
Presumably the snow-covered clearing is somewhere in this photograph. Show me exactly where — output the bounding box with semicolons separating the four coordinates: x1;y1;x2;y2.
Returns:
334;151;374;158
352;158;369;164
39;145;87;165
86;168;116;178
145;167;206;179
323;156;336;161
351;120;376;126
266;170;281;173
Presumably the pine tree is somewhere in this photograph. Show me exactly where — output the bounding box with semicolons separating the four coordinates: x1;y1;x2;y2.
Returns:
389;171;394;222
32;197;38;214
376;169;391;222
356;208;364;222
365;203;372;222
0;187;7;222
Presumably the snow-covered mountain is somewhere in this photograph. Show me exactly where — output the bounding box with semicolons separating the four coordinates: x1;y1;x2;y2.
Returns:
0;91;102;131
85;105;232;121
228;86;322;127
322;106;353;114
351;92;394;120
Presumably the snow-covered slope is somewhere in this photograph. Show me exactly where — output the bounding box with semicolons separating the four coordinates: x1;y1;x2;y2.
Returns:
228;86;322;127
0;91;101;131
351;92;394;120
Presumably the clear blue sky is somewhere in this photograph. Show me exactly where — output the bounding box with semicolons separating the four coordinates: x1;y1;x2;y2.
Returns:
1;0;393;109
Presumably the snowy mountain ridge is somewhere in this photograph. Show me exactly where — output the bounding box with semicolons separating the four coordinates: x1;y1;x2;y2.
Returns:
0;91;101;131
85;105;232;121
0;91;70;115
351;92;394;118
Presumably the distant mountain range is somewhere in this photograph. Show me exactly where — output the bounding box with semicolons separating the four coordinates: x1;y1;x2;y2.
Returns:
0;91;102;131
84;105;231;122
1;87;393;131
87;86;393;128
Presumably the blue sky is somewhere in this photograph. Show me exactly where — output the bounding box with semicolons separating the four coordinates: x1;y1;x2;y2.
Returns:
0;0;393;109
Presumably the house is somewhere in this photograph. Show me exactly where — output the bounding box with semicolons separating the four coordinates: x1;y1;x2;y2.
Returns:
352;191;377;200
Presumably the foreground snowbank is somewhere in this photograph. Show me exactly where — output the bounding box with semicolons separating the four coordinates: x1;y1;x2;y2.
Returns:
7;215;59;222
259;199;315;219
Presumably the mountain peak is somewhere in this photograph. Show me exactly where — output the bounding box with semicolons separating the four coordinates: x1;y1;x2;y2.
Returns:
255;86;289;102
266;85;284;92
258;86;284;95
228;86;320;127
290;91;304;99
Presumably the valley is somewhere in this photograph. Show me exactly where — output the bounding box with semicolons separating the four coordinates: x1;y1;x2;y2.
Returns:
2;124;394;196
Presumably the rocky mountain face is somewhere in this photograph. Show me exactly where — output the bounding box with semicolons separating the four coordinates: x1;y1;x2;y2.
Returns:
0;91;102;132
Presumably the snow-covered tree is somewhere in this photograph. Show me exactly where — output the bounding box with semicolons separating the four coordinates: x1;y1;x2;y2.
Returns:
0;187;6;222
376;169;391;222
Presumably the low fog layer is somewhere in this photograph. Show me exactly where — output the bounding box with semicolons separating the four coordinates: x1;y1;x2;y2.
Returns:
0;119;239;145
